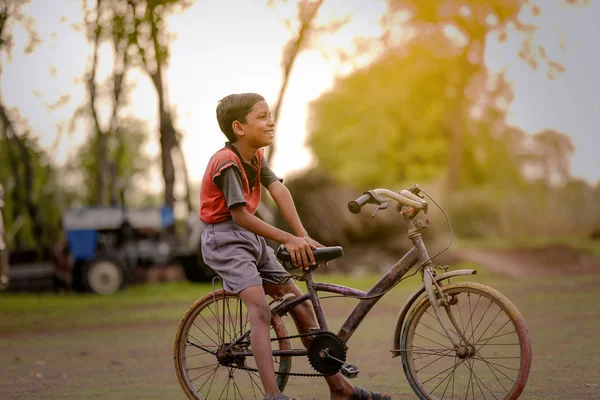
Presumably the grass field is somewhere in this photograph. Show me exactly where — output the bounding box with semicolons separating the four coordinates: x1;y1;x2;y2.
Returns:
1;264;599;399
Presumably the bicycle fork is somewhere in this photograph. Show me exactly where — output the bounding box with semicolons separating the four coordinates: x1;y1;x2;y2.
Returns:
410;228;473;354
422;267;472;351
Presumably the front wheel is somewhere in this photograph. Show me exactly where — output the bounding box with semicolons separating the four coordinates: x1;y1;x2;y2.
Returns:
400;282;532;400
174;290;292;400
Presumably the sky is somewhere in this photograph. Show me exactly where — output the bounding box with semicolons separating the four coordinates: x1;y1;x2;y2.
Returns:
2;0;599;199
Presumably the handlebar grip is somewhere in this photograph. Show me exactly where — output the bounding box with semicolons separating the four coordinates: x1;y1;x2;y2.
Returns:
348;193;371;214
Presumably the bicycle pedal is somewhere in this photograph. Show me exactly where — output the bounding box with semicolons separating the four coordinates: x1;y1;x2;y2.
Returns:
340;362;360;378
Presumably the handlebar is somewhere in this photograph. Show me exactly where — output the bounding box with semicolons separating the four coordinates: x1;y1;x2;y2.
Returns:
347;193;371;214
347;187;428;214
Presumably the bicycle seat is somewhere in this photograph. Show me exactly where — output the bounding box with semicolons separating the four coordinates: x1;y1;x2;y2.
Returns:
275;245;344;269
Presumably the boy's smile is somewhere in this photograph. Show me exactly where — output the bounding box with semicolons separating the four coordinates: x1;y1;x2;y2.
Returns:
235;100;275;150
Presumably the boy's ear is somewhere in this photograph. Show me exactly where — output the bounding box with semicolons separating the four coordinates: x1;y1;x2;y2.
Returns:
232;120;244;137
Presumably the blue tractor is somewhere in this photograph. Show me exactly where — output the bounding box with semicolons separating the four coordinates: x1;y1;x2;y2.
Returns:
61;206;214;294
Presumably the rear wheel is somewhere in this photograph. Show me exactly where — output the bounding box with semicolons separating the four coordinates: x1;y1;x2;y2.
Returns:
400;282;531;400
174;290;292;399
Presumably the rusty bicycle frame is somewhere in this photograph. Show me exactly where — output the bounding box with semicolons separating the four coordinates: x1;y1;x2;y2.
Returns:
221;187;477;360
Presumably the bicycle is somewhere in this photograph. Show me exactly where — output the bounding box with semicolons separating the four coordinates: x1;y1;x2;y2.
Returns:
174;185;532;399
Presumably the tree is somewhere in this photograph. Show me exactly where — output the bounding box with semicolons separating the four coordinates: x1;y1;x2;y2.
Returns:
83;0;131;205
0;0;49;252
267;0;324;162
309;0;584;193
527;129;575;187
0;126;62;251
126;0;193;210
64;117;153;206
376;0;578;194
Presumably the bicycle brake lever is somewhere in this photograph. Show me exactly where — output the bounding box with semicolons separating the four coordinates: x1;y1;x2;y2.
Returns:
371;201;390;218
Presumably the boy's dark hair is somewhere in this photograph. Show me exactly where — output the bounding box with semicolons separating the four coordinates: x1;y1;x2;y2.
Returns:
216;93;265;142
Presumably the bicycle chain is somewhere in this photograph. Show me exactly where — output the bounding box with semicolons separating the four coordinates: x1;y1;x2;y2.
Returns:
228;330;333;377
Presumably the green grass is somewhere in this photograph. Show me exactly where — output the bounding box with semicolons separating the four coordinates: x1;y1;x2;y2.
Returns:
0;263;482;334
0;281;215;333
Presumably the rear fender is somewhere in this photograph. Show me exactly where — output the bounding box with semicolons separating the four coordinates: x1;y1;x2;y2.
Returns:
390;269;477;358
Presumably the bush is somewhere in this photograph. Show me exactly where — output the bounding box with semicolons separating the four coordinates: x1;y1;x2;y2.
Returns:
445;189;502;239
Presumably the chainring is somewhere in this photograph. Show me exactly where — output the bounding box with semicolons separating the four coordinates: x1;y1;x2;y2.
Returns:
307;331;347;375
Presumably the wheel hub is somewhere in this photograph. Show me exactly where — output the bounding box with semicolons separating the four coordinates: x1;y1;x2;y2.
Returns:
456;344;477;359
216;344;234;366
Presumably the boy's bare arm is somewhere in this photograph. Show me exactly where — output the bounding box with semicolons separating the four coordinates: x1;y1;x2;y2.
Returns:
230;205;316;269
266;181;307;237
267;181;323;249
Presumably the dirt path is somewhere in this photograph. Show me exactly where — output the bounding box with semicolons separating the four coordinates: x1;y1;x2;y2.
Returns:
3;246;600;399
453;244;600;278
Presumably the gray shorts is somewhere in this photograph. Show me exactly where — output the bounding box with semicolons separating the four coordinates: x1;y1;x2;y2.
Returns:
201;220;292;293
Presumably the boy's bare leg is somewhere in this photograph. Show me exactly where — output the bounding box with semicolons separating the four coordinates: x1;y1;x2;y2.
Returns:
238;285;282;398
264;283;389;400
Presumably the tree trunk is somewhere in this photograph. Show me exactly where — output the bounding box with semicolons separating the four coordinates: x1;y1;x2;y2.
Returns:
107;29;129;205
444;101;464;195
87;0;108;206
147;8;177;209
267;0;324;163
159;112;177;208
174;144;193;212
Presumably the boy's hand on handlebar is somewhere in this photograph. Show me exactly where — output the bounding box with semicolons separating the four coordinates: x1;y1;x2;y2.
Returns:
283;235;316;270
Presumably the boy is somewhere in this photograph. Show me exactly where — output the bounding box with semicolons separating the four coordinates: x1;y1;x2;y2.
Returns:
200;93;390;400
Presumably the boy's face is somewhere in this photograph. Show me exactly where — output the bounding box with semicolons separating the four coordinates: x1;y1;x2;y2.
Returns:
233;100;275;148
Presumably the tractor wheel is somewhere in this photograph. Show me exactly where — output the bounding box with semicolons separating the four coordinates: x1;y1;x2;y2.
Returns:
83;258;125;295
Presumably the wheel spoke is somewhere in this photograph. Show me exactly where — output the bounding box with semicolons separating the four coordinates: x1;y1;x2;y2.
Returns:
188;333;218;354
217;375;230;400
195;315;221;345
474;355;516;385
470;299;493;344
416;349;457;373
427;308;460;340
464;357;490;400
192;364;219;384
187;363;219;372
232;375;244;399
473;356;519;372
477;330;517;343
474;308;504;346
247;369;265;397
476;320;511;353
418;319;454;341
412;347;455;360
465;294;481;345
464;355;472;400
422;357;468;385
186;349;216;359
439;355;458;399
430;355;462;395
415;332;449;349
203;365;220;398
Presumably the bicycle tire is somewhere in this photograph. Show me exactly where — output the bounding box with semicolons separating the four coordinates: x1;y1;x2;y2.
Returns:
174;290;292;399
399;282;532;400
